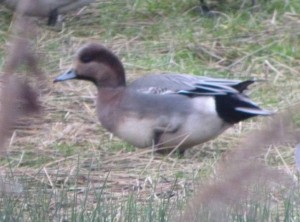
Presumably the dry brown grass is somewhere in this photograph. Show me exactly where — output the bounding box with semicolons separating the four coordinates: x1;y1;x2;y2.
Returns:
0;0;299;220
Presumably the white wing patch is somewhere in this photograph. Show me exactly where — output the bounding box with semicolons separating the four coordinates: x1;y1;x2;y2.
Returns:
192;96;217;115
137;87;175;95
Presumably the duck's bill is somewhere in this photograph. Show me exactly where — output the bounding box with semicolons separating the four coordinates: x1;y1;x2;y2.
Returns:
54;69;77;83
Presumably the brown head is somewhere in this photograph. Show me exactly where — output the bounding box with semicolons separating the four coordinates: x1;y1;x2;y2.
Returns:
54;43;126;88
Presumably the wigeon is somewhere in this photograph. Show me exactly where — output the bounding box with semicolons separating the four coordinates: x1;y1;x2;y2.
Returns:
54;43;272;154
1;0;95;25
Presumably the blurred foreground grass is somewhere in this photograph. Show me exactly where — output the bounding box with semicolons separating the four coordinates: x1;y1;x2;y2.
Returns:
0;0;300;221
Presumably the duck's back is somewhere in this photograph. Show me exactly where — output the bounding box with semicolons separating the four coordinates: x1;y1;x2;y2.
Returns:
129;73;200;91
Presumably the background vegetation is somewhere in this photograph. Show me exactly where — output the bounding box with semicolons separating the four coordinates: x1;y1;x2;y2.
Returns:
0;0;299;221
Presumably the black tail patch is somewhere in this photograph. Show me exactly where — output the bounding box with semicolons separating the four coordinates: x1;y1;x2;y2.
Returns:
215;94;272;124
232;80;255;93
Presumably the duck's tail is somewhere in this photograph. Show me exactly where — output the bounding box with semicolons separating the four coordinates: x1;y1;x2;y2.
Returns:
215;94;273;124
176;79;273;124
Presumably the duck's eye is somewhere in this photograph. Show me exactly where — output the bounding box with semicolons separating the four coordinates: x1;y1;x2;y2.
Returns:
80;54;93;63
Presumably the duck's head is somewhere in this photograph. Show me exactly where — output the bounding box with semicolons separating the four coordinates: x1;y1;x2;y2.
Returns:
54;43;126;87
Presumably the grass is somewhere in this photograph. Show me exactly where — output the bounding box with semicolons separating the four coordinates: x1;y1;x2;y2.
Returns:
0;0;300;221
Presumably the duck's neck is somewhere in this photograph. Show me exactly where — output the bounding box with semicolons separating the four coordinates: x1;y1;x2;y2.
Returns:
97;87;126;105
95;67;126;88
96;87;126;131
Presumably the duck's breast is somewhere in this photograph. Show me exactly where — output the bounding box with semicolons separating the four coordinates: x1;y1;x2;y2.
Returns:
114;114;158;148
97;91;191;148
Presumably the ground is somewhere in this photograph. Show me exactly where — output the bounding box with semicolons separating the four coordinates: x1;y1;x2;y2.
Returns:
0;0;299;221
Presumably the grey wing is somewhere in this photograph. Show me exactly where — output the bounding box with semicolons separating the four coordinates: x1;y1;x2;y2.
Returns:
130;73;202;91
129;73;242;92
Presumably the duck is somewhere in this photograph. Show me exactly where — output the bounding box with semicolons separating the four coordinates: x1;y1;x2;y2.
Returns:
54;43;272;154
199;0;256;15
1;0;95;26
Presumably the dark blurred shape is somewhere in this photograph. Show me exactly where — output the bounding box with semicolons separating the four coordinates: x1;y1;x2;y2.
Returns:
199;0;257;15
1;0;95;26
0;74;40;150
0;0;43;152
